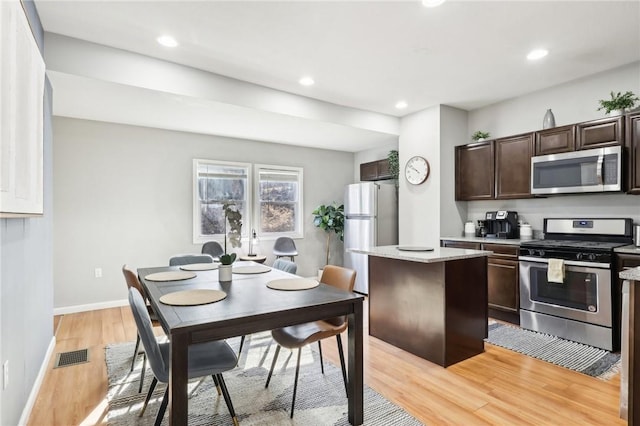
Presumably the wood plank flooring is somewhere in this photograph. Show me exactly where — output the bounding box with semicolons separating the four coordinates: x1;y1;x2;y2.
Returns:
28;301;624;425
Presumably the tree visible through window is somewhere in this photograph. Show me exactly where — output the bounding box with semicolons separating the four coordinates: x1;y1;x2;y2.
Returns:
258;169;300;234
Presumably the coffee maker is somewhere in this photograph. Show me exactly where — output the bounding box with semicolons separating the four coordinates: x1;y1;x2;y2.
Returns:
476;211;519;239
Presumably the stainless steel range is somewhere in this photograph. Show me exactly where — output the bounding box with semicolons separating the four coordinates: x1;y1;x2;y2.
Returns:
519;218;633;351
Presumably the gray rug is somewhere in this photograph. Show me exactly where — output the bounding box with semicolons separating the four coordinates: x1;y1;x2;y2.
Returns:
106;332;423;425
486;322;621;380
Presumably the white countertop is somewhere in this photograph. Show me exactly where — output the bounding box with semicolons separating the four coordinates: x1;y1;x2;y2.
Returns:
615;245;640;255
620;267;640;281
440;236;530;246
350;245;492;264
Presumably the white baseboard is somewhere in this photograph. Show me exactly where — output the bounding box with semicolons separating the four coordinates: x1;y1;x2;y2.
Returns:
54;299;128;315
18;336;56;426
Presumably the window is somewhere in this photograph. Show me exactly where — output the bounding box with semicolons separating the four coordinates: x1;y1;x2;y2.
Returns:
193;160;250;243
255;165;304;238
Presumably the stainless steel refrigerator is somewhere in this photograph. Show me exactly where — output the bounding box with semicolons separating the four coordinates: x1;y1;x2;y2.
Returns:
344;182;398;294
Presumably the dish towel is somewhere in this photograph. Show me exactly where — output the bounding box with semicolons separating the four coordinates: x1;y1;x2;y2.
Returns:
547;258;565;283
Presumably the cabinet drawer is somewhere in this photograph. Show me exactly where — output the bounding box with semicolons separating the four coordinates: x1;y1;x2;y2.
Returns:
536;125;575;155
482;243;519;258
576;116;623;150
487;257;519;312
441;240;481;250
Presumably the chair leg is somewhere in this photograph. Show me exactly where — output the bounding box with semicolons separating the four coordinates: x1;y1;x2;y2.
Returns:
139;377;158;417
139;352;147;393
265;344;281;388
217;373;239;426
212;374;222;395
318;341;324;374
238;335;246;357
336;334;348;396
154;387;169;426
131;333;141;372
290;347;302;418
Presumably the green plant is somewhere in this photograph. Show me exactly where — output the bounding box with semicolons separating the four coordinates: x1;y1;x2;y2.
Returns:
219;253;237;265
222;202;242;249
387;150;399;181
597;91;639;114
472;131;490;141
312;202;344;266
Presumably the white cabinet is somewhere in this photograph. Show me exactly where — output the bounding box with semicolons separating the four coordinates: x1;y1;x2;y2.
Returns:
0;0;45;217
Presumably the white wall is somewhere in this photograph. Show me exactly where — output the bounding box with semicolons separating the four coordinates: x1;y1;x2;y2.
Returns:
398;106;441;246
53;118;353;310
460;62;640;237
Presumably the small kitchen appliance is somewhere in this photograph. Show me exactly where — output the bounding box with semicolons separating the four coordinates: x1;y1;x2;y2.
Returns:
477;211;519;239
519;217;634;351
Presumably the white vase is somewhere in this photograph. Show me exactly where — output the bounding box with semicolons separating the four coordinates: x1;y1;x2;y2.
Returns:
608;109;623;117
543;109;556;129
219;264;232;282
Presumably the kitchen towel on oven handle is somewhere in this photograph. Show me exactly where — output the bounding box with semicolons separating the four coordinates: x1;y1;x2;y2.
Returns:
547;258;565;283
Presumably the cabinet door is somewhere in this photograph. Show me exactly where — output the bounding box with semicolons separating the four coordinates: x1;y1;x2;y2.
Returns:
441;240;481;250
495;133;534;199
360;161;378;181
614;253;640;350
576;116;623;150
376;159;392;179
487;257;519;312
455;141;495;200
627;112;640;194
535;125;575;155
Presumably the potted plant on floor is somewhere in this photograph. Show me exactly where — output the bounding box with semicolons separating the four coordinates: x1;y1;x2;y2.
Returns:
312;202;344;277
597;91;639;116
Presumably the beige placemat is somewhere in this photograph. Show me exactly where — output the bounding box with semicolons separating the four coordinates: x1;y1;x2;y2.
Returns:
144;271;197;282
267;278;319;291
233;265;272;274
180;263;219;271
159;289;227;306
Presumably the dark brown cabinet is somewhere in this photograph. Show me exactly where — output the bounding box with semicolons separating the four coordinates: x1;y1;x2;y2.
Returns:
441;240;481;250
626;112;640;194
484;244;519;318
535;125;575;155
495;133;534;199
576;116;624;150
455;141;495;200
615;253;640;348
360;158;392;181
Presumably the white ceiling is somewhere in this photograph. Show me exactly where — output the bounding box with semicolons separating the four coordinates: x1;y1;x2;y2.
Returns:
34;0;640;151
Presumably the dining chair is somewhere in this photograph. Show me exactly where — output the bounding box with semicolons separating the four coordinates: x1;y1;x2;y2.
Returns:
122;264;163;393
272;258;298;274
202;241;224;259
236;258;299;357
128;288;240;426
168;253;214;266
265;265;356;418
273;237;298;261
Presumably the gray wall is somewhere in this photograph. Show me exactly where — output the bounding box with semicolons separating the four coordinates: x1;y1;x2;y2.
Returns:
53;118;354;310
0;1;54;424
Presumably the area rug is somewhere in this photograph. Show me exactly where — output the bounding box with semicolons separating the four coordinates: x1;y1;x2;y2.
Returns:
486;322;621;380
105;333;423;425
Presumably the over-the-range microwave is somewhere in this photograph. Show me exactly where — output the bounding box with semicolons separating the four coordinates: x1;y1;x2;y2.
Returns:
531;145;622;195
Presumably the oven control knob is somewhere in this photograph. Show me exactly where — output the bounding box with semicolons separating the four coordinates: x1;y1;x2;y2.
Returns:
538;250;545;257
588;253;596;261
576;253;583;260
527;249;535;256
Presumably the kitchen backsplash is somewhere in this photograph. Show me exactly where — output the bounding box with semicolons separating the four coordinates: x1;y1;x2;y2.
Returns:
464;193;640;238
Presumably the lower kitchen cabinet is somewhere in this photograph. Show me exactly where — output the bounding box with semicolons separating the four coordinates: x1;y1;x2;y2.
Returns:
615;253;640;349
484;243;520;324
441;240;481;250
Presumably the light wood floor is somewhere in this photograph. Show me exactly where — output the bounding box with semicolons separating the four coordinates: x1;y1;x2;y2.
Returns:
29;301;625;425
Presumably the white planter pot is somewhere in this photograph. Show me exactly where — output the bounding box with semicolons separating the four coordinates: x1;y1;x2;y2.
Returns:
219;264;232;282
608;109;623;117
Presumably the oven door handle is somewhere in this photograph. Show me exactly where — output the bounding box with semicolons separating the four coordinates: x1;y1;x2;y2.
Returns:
518;256;610;269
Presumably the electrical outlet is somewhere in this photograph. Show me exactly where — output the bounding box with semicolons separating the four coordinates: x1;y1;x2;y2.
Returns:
94;268;102;278
3;360;8;389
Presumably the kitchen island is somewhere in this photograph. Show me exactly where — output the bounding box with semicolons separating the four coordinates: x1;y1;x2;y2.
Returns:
352;245;492;367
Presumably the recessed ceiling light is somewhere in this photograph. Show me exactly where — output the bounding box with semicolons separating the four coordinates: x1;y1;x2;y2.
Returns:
299;76;315;86
157;35;178;48
395;101;408;109
422;0;446;7
527;48;548;61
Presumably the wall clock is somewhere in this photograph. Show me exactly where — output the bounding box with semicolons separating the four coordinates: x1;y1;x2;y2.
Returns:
405;156;430;185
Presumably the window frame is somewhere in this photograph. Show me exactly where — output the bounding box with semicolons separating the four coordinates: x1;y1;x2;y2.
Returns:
192;159;252;244
253;164;304;240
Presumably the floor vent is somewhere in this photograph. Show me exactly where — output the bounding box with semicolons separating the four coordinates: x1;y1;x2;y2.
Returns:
54;349;89;368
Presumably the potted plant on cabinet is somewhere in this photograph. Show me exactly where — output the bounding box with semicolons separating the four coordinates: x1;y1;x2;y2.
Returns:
312;202;344;276
597;91;639;116
472;131;490;142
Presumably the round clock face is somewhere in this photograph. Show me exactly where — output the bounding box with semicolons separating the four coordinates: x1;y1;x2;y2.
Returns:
405;156;430;185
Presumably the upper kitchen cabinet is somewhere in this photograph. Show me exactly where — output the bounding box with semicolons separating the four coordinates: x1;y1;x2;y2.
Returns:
627;112;640;194
576;116;624;150
535;125;575;155
360;158;392;181
455;141;495;200
495;133;534;199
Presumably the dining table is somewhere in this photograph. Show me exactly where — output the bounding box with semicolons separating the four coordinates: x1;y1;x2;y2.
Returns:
138;261;365;425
